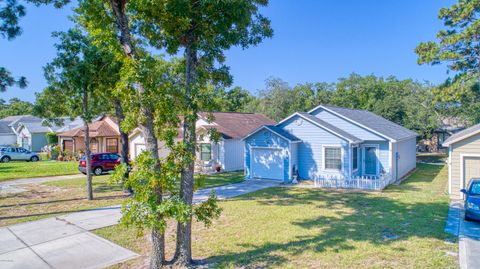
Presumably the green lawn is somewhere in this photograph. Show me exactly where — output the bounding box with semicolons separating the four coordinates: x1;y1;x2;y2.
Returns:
417;153;448;164
0;171;244;227
0;161;79;182
200;171;244;189
96;164;458;269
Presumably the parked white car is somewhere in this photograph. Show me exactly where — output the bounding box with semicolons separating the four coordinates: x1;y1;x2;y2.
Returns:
0;146;40;162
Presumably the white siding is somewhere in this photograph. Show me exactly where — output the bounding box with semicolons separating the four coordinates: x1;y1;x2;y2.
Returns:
395;138;417;179
223;139;244;171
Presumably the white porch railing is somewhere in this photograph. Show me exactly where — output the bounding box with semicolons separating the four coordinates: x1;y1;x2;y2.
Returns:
313;173;395;191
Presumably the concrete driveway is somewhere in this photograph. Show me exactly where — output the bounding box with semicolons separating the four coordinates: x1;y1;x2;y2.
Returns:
0;215;137;269
0;178;280;269
446;201;480;269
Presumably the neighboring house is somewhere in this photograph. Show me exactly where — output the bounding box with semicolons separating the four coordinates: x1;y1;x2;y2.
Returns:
443;123;480;199
129;112;275;172
58;116;121;154
418;117;467;153
0;121;16;145
244;105;418;186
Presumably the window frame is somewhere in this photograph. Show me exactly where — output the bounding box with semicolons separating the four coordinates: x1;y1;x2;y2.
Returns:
106;138;118;153
200;143;212;161
322;145;343;172
352;146;359;172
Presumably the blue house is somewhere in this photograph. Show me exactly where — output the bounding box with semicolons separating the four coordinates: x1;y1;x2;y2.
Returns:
243;105;418;188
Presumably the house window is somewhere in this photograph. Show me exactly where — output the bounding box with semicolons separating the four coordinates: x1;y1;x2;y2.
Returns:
324;147;342;171
352;146;358;171
106;138;118;153
90;138;98;153
200;143;212;161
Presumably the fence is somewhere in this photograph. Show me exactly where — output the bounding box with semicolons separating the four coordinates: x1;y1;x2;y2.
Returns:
313;173;395;191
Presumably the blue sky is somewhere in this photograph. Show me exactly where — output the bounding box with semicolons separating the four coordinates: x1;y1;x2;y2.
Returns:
0;0;454;102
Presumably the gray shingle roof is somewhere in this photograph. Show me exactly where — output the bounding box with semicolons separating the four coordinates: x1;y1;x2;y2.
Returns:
321;105;418;141
297;112;363;143
263;125;301;142
443;123;480;146
0;121;14;134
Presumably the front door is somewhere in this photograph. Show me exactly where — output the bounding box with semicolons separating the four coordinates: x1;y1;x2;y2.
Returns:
364;146;378;175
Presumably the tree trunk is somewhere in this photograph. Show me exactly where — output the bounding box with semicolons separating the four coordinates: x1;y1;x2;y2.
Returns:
113;98;130;192
82;87;93;200
107;0;165;265
174;37;198;267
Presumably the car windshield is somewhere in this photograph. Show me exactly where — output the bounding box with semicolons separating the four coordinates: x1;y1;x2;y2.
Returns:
470;182;480;195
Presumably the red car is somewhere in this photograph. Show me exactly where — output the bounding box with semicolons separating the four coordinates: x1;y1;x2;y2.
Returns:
78;153;122;176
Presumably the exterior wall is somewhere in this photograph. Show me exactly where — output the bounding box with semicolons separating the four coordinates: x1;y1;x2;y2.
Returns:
360;140;390;176
129;131;176;159
279;116;350;179
311;108;387;141
449;133;480;199
290;142;299;176
31;133;48;152
244;128;290;181
17;126;31;150
0;134;16;145
223;139;244;171
395;138;417;179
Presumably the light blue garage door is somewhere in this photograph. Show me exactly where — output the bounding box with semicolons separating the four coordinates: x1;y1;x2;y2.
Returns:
252;148;284;181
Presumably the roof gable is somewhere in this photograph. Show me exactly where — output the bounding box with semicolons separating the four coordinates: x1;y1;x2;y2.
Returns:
243;125;301;142
277;112;362;143
198;112;275;139
443;123;480;147
309;105;418;141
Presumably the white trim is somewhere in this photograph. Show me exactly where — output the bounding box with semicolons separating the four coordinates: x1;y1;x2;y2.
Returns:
389;141;394;180
362;144;380;176
277;112;358;143
459;154;480;191
443;127;480;147
448;146;452;194
322;144;344;172
308;105;397;142
242;125;301;143
352;145;359;173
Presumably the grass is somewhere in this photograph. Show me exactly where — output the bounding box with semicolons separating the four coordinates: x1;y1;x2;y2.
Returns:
0;175;126;227
417;153;448;164
199;171;244;189
0;171;244;227
0;161;79;182
96;163;458;269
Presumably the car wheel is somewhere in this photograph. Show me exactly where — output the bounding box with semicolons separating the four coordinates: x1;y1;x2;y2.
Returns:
30;156;39;162
93;167;103;176
1;156;11;163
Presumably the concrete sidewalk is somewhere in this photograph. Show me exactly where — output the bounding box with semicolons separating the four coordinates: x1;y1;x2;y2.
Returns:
0;174;85;195
445;201;480;269
0;179;280;269
0;217;138;269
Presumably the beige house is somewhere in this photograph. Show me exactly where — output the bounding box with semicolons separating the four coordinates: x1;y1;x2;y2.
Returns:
443;124;480;199
58;116;121;154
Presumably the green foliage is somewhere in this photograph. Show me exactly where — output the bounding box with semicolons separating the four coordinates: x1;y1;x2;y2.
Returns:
416;0;480;109
34;28;114;121
0;67;27;92
46;132;58;145
0;97;32;118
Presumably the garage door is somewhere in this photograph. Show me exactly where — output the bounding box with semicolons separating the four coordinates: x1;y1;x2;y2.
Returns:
134;143;146;159
252;148;284;181
464;157;480;188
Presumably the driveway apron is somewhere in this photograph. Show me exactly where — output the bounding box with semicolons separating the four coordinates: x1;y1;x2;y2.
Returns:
0;178;279;269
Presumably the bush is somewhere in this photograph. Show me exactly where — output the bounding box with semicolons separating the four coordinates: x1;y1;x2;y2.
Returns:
46;132;58;145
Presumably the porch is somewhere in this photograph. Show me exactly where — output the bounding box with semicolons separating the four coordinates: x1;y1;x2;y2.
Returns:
313;173;395;191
